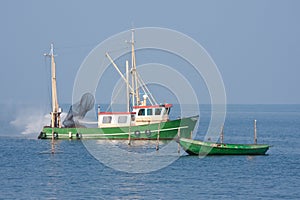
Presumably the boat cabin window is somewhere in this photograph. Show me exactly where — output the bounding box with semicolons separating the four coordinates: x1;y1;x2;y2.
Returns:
138;109;145;116
147;108;153;116
131;114;135;121
102;116;112;124
155;108;162;115
165;107;171;115
167;108;171;114
118;116;127;123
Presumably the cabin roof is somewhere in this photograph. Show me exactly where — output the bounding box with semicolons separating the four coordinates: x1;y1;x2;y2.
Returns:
133;104;172;109
99;112;136;115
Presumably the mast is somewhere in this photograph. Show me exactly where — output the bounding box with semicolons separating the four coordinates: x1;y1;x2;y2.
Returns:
254;119;257;144
45;44;61;128
131;29;140;106
126;60;130;112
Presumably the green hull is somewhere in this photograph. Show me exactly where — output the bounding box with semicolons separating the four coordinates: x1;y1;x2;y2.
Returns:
179;138;270;155
39;116;198;140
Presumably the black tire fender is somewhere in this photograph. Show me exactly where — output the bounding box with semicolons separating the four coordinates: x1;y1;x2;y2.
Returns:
145;130;151;137
134;130;140;137
53;132;58;139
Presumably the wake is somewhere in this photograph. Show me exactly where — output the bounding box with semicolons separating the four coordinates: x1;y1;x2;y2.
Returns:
10;106;66;137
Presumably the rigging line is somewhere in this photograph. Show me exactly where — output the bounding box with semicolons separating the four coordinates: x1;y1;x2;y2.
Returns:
142;80;157;105
136;77;151;105
97;56;113;113
100;55;127;112
106;82;126;112
136;73;152;104
129;94;133;111
137;78;154;105
105;101;112;112
136;72;158;105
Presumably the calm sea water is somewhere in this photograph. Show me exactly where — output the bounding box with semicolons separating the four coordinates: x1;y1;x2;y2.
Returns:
0;104;299;199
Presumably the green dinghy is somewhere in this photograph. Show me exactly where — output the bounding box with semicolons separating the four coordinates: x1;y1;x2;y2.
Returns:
179;138;270;156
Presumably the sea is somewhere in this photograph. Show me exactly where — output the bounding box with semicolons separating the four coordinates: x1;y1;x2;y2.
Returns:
0;104;299;199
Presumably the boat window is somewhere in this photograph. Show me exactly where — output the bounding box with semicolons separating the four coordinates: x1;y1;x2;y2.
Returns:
138;109;145;116
102;116;112;123
131;114;135;121
118;116;128;123
163;108;167;115
165;108;170;114
155;108;162;115
147;108;153;116
166;107;171;114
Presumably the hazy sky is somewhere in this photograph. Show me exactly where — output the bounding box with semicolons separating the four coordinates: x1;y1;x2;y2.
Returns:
1;0;299;104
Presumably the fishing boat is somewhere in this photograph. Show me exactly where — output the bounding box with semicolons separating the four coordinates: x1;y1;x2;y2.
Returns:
179;138;270;155
178;121;270;155
38;31;199;141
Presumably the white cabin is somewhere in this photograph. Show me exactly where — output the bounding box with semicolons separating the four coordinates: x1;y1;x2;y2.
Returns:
98;112;136;128
97;104;172;128
132;104;172;125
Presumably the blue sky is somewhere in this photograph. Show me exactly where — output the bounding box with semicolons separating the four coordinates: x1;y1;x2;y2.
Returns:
0;0;299;104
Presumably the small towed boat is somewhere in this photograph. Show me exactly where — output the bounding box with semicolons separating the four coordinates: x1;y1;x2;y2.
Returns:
179;138;270;156
179;120;270;156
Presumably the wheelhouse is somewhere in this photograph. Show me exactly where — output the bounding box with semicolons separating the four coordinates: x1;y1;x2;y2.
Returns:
97;104;172;127
132;104;172;125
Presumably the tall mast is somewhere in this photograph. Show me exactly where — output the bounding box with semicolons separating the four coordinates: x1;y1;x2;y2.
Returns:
126;60;130;112
45;44;61;128
131;29;140;106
